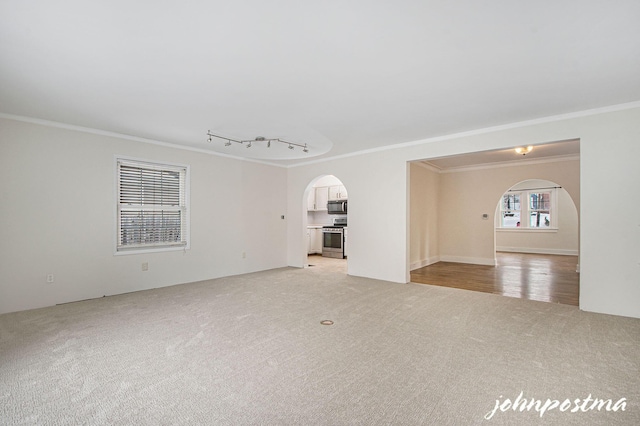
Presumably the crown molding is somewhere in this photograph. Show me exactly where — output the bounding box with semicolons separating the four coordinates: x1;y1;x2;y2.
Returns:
435;154;581;174
3;99;639;170
412;161;442;173
0;112;287;168
286;100;640;168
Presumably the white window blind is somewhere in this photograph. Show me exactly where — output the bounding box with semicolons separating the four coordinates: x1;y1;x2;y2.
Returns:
116;158;189;252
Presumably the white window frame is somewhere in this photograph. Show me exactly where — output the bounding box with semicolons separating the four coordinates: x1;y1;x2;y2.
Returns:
497;188;558;231
499;192;522;228
115;156;190;255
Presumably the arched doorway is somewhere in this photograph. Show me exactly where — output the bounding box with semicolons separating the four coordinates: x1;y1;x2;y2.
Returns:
303;175;348;272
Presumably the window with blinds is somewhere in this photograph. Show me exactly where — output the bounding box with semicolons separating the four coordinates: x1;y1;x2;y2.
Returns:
116;158;189;252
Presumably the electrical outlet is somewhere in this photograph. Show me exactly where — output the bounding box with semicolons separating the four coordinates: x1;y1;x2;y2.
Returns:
142;262;149;271
242;252;246;259
46;274;54;283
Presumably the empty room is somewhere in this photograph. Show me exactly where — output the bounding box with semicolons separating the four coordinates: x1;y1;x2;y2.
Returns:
1;1;640;425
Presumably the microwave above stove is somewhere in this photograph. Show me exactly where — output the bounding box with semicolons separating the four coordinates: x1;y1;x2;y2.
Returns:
327;200;347;215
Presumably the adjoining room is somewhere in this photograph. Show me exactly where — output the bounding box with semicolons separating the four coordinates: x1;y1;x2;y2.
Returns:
410;140;580;305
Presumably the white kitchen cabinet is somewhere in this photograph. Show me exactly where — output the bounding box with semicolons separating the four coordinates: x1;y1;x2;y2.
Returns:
308;187;329;211
308;184;346;210
307;189;315;211
315;187;329;210
312;228;323;253
307;227;323;254
328;185;348;200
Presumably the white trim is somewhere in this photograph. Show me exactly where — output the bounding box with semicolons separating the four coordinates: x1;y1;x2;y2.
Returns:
496;228;558;233
439;255;497;266
410;256;441;271
497;247;579;256
437;154;580;174
117;156;187;173
412;161;442;173
113;245;189;256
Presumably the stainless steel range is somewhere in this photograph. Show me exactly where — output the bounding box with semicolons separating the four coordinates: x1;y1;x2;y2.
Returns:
322;217;347;259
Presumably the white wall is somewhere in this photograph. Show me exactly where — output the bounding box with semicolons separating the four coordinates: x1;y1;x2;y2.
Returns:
579;109;640;318
288;154;409;284
312;175;344;188
287;105;640;318
429;159;580;265
409;163;440;269
0;118;288;314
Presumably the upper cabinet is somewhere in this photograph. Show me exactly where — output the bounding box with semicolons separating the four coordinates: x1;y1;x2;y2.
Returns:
308;186;329;211
328;185;348;201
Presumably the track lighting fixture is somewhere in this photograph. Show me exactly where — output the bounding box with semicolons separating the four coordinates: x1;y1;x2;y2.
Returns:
206;131;309;153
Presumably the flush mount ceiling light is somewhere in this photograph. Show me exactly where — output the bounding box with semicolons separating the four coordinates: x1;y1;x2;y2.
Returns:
515;146;533;155
207;131;309;153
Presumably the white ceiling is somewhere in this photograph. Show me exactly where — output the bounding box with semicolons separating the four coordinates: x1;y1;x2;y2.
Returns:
1;1;639;166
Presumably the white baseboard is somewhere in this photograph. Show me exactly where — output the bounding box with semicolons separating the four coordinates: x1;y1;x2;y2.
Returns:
439;255;497;266
410;256;440;271
497;247;579;256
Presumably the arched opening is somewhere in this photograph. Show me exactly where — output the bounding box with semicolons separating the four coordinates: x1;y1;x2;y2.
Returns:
302;175;349;273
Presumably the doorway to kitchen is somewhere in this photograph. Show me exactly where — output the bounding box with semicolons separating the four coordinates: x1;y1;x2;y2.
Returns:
304;175;348;271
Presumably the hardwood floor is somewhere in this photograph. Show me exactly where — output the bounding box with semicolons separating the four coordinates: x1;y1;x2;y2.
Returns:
410;252;579;306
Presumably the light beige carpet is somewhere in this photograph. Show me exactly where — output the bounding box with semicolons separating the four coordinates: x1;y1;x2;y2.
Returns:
1;263;639;425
